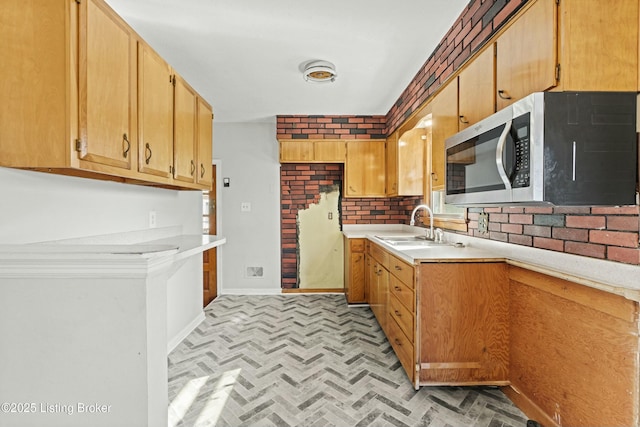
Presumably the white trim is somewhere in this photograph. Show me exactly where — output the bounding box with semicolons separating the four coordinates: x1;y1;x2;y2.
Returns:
167;311;205;353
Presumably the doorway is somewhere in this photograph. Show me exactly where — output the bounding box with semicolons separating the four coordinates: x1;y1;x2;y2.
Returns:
202;164;217;307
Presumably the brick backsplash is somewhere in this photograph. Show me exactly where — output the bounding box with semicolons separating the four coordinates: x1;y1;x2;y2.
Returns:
280;163;421;288
461;206;640;265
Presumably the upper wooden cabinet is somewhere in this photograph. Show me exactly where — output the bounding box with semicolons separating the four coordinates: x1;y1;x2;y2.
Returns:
385;132;399;196
196;98;214;188
344;140;386;197
279;139;345;163
173;75;198;184
173;75;213;187
0;0;213;191
78;0;136;172
495;0;558;110
458;45;495;129
430;81;458;192
390;129;425;196
138;42;174;179
557;0;638;91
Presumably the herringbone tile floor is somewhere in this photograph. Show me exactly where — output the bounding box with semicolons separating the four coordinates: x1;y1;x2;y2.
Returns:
168;295;528;427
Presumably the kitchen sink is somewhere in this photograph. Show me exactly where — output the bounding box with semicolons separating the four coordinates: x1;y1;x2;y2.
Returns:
374;235;453;248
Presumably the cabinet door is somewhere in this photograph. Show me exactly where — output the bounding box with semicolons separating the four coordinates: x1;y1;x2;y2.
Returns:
196;98;213;188
344;140;386;197
495;0;557;110
559;0;638;91
386;132;398;196
173;75;197;184
418;263;509;385
313;140;345;162
458;45;495;129
138;43;173;178
397;128;425;196
430;81;458;191
78;0;135;170
280;140;313;162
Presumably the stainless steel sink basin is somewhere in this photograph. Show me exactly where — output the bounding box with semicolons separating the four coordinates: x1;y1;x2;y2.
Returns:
374;235;452;248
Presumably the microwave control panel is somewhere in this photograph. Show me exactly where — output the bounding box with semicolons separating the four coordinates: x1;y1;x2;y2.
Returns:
512;118;530;188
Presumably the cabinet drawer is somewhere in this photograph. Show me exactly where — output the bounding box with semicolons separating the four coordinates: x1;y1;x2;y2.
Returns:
387;313;414;382
389;293;414;342
350;238;365;253
390;275;415;313
390;255;414;287
369;243;389;269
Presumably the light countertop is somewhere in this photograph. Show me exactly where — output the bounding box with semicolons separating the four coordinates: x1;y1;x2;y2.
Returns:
343;224;640;301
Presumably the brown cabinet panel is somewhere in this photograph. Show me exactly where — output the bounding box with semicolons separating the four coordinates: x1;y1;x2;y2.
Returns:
558;0;638;91
390;275;414;314
138;43;174;179
430;81;458;191
458;45;495;129
344;237;366;304
418;262;509;385
196;98;214;188
78;0;136;170
344;140;386;197
496;0;557;110
506;266;638;427
173;75;197;183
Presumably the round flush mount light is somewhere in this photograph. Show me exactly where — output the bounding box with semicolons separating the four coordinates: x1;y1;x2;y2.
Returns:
303;60;337;83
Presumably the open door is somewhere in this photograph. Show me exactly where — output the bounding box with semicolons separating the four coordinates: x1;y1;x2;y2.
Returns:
202;164;217;307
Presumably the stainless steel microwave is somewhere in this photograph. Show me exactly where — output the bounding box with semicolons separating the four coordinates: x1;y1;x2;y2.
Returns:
444;91;637;206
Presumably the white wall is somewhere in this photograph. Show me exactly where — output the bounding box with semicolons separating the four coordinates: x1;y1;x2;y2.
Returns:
215;121;282;294
0;166;204;348
0;167;202;243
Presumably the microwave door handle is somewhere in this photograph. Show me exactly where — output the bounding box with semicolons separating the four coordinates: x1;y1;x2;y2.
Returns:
496;120;513;190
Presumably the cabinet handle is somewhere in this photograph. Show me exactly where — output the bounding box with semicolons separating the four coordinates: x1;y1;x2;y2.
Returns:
431;172;438;182
498;90;512;100
459;115;469;124
394;339;402;346
145;143;152;164
394;310;401;317
169;165;174;175
122;133;130;158
395;265;402;271
200;163;205;178
190;160;196;176
394;286;401;291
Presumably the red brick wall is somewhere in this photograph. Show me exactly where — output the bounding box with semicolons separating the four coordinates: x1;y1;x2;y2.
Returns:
464;206;640;265
385;0;529;134
276;115;386;140
280;163;421;288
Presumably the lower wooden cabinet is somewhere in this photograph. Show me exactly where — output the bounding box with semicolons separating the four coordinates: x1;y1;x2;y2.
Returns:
362;241;509;388
417;262;509;386
344;237;366;304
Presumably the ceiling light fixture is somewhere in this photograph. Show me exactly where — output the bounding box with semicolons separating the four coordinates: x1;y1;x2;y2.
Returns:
303;60;337;83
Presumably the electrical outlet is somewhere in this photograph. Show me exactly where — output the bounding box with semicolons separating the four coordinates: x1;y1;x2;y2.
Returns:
149;211;157;228
241;202;251;212
478;212;488;234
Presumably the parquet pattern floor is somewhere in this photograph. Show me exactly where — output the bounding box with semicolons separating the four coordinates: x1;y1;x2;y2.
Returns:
168;295;528;427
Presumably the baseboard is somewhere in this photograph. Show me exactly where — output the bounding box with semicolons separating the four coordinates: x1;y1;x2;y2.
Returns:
220;288;282;295
282;288;344;294
501;385;558;427
167;312;205;353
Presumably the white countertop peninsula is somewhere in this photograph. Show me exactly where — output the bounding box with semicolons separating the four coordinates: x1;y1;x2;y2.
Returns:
0;227;226;427
343;224;640;301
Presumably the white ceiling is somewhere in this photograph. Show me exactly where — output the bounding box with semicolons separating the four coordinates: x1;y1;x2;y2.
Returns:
105;0;469;123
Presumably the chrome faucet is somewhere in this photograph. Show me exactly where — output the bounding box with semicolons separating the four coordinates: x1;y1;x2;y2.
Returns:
409;204;434;240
